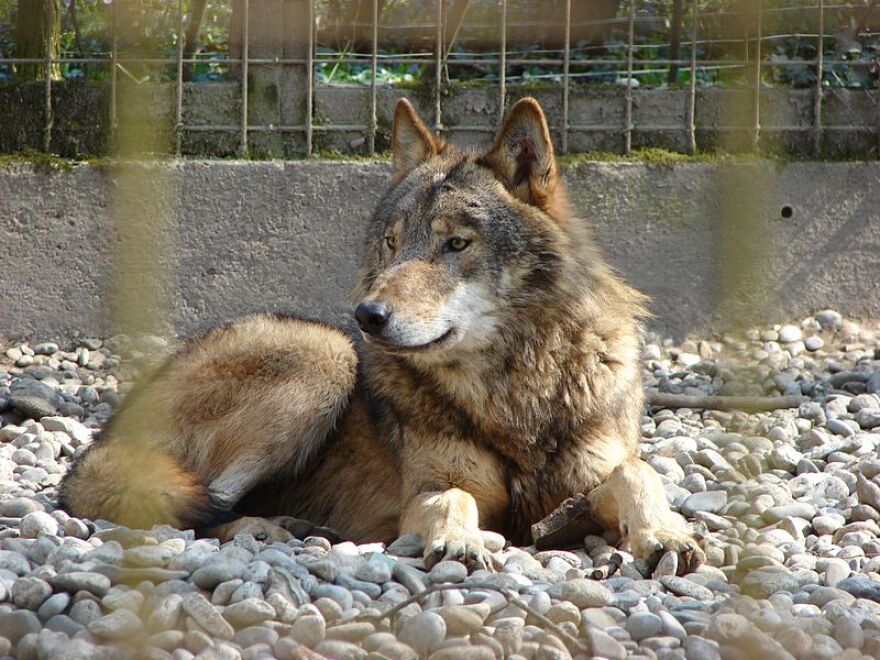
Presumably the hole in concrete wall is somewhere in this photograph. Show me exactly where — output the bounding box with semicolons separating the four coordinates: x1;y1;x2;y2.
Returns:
780;205;793;219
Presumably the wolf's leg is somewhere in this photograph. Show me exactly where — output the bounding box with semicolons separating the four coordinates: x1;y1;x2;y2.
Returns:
400;489;493;570
588;457;704;573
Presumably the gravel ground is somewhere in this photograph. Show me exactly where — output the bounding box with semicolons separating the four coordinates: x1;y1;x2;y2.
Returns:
1;311;880;660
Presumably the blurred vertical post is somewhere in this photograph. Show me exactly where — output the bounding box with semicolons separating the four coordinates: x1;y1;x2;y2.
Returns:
109;0;177;339
714;0;774;333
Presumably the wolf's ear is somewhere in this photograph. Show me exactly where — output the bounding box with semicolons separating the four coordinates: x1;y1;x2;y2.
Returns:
482;97;560;211
392;99;440;177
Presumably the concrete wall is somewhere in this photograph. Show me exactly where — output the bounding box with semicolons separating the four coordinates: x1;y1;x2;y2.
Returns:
1;159;879;341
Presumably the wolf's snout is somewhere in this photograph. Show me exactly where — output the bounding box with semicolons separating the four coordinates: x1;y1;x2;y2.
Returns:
355;301;391;335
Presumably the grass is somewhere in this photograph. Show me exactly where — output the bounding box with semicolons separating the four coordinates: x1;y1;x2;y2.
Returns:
0;147;875;170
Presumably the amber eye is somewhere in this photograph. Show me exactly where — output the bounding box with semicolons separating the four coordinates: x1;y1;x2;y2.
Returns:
384;235;396;250
446;237;470;252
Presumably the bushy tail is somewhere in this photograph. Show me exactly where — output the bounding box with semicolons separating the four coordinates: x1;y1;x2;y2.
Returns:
58;441;232;532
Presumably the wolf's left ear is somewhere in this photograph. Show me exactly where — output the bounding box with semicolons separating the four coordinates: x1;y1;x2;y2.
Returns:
481;97;560;211
391;99;441;178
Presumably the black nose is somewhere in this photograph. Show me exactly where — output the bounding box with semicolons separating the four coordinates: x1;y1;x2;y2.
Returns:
355;301;390;335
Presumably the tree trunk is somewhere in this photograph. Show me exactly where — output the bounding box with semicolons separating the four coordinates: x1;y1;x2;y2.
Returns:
15;0;61;81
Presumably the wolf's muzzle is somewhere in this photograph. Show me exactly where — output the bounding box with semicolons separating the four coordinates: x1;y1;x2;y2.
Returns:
355;301;391;335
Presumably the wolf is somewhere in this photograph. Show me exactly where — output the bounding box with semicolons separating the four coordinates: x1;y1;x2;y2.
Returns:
59;97;703;572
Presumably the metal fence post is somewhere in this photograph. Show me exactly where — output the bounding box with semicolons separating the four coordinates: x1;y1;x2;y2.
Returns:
43;20;53;152
813;0;824;156
368;0;378;154
434;0;444;132
624;0;635;154
241;0;249;157
751;0;762;151
110;1;118;145
306;0;314;155
687;0;698;154
498;0;506;126
175;0;185;156
561;0;571;154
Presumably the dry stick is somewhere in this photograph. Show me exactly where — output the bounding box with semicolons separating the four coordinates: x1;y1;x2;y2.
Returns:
356;581;591;655
646;389;804;413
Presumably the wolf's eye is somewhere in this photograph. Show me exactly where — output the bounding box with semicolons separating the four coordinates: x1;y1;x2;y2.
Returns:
446;237;470;252
384;235;396;250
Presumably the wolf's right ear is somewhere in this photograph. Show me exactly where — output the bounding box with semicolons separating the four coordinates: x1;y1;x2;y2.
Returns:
391;99;441;178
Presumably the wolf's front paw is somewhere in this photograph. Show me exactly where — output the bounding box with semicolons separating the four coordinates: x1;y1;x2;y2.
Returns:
628;522;704;575
425;530;492;572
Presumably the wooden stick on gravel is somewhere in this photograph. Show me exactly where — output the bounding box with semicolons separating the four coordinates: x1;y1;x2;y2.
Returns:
646;389;805;413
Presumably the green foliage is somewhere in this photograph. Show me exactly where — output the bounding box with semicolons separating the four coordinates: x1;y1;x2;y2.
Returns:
0;0;877;89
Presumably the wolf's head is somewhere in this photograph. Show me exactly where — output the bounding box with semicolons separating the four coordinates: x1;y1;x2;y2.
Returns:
354;97;585;361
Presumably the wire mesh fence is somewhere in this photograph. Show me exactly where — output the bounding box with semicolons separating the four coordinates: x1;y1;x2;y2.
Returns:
1;0;879;157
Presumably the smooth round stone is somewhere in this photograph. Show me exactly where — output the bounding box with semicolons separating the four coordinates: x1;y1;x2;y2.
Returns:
68;600;102;627
355;555;393;584
837;576;880;602
626;612;663;642
325;622;375;643
290;614;325;646
398;611;446;656
429;561;468;584
740;570;800;599
223;597;275;627
0;497;43;517
814;515;845;535
658;576;714;601
192;561;245;590
88;608;144;640
51;572;111;597
314;639;367;659
102;589;145;613
823;559;851;586
762;503;816;523
815;310;842;330
834;616;864;649
387;534;425;558
681;491;728;517
558;579;612;608
779;325;803;343
11;577;52;610
20;511;58;538
651;552;678;579
805;336;825;351
37;593;71;621
0;609;41;644
436;606;484;635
